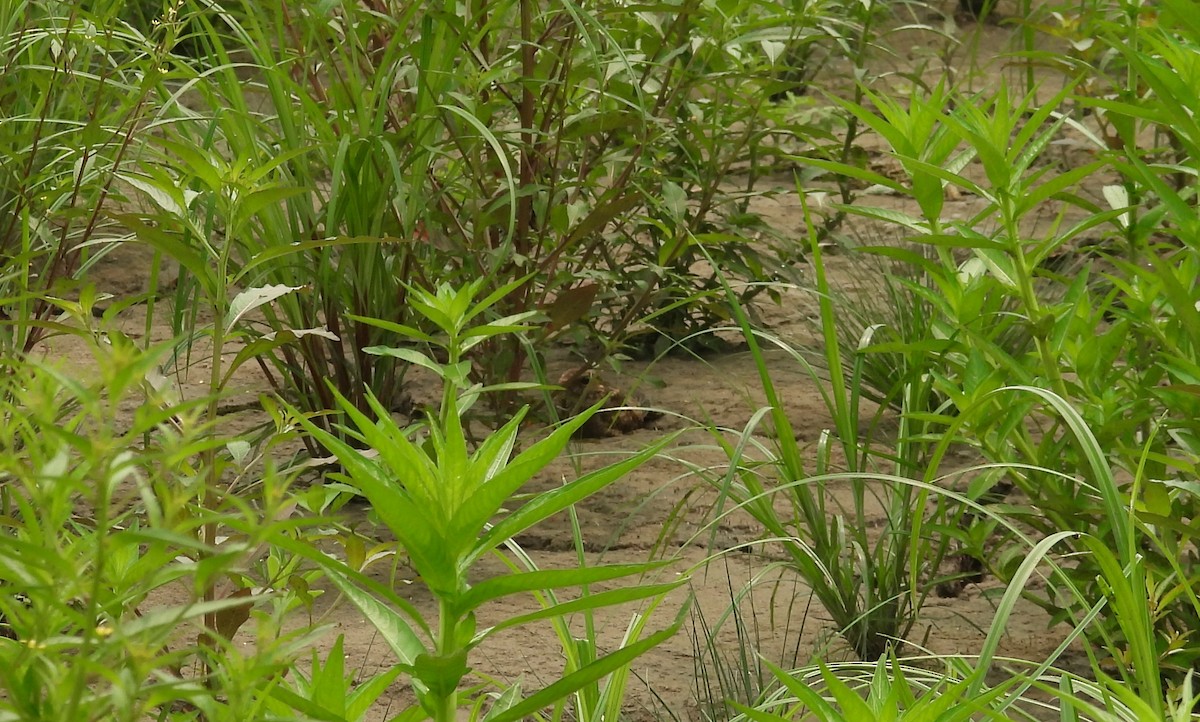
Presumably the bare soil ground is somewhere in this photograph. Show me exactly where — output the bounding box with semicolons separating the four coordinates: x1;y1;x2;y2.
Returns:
50;8;1093;720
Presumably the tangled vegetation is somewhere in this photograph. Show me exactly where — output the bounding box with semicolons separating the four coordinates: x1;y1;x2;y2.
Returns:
1;0;1197;719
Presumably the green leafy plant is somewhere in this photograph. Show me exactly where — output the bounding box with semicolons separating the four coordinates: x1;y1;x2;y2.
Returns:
800;248;947;416
0;332;320;721
0;0;164;358
503;538;684;722
1071;3;1200;682
266;634;404;722
795;34;1200;693
693;222;956;662
930;386;1200;717
685;556;813;722
151;0;439;442
730;655;1021;722
117;84;352;661
922;75;1200;692
143;0;876;432
283;279;688;722
716;388;1197;720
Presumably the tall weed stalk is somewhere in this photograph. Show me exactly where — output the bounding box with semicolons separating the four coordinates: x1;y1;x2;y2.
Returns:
282;280;689;722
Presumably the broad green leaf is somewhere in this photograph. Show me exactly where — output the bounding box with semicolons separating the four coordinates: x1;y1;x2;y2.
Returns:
311;635;347;714
223;331;334;387
149;136;225;190
265;327;339;342
449;405;604;545
477;581;686;641
842;204;930;233
1010;84;1075;170
347;314;435;343
470;382;544;396
818;663;874;719
971;248;1017;288
225;284;303;332
120;597;269;637
295;415;455;593
244;145;318;185
466;274;538;325
235;185;308;227
114;212;216;297
452;562;672;615
1018;160;1105;214
471;431;679;563
308;563;428;672
830;89;916;155
119;172;187;218
760;38;786;63
363;346;446;377
347;667;404;721
481;682;524;722
894;155;986;199
267;686;347;722
461;312;540;339
917;232;1005;250
758;659;838;719
796;156;903;193
411;650;470;700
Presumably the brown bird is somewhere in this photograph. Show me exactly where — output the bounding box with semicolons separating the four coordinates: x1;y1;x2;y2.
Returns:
553;367;662;438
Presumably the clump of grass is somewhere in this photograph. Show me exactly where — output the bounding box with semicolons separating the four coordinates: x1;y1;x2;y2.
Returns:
689;201;960;662
0;0;165;357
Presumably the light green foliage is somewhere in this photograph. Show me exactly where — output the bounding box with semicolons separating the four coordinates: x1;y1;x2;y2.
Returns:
116;0;825;436
267;635;404;722
0;335;320;721
288;280;687;722
781;0;1200;711
4;0;1200;719
730;655;1019;722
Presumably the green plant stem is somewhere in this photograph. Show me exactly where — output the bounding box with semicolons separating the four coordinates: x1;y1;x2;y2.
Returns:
1002;209;1069;400
63;396;113;721
516;0;536;258
806;195;857;471
199;201;237;678
1021;0;1035;94
435;598;459;722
